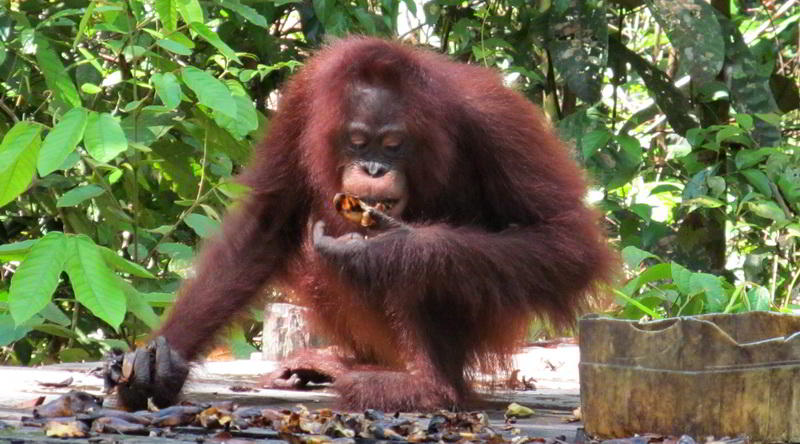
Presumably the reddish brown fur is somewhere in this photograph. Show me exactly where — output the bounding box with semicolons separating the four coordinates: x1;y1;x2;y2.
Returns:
158;37;616;411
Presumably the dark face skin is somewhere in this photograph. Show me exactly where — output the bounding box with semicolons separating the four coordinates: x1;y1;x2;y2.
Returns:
339;84;410;219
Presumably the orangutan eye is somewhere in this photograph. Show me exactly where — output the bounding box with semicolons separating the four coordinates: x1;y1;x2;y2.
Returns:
383;133;402;149
350;133;367;147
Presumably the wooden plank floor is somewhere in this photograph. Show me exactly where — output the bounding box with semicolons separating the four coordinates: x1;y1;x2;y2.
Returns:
0;344;582;442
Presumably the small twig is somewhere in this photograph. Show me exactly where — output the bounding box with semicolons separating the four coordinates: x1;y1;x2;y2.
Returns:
0;99;19;123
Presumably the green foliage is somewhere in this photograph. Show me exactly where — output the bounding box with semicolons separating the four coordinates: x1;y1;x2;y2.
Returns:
0;0;797;362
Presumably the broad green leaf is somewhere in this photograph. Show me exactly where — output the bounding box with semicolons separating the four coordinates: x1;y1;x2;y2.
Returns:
621;246;659;269
740;169;772;197
151;72;182;109
56;184;105;207
156;38;192;56
142;292;176;307
581;129;611;160
39;302;71;326
74;1;96;48
59;348;90;362
177;0;204;24
156;242;194;260
120;279;161;329
184;213;220;238
623;263;672;295
64;235;126;328
155;0;178;32
546;0;607;103
734;148;774;169
189;22;240;63
35;36;81;110
683;196;725;208
8;232;69;325
735;114;754;131
778;167;800;206
0;239;37;262
746;286;771;311
671;262;692;295
81;83;102;94
84;112;128;163
98;246;155;278
747;200;787;222
38;107;89;176
218;0;268;28
214;94;258;139
719;18;780;147
645;0;724;85
0;122;42;208
227;324;257;359
689;272;725;312
182;66;237;120
0;314;31;346
33;324;77;338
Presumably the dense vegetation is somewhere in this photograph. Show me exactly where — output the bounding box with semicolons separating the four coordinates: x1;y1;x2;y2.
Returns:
0;0;797;364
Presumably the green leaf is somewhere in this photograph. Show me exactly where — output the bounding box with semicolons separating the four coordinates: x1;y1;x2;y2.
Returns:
156;38;192;56
184;213;220;238
81;83;102;94
0;314;31;346
0;239;36;262
39;303;71;326
34;36;81;110
56;184;105;207
645;0;724;85
64;235;126;328
156;242;194;260
214;94;258;139
39;107;89;176
746;286;770;311
218;0;268;27
621;246;660;269
177;0;204;24
683;196;725;208
84;112;128;163
9;232;69;326
227;324;257;359
581;129;611;160
119;279;161;329
155;0;178;32
33;324;77;338
151;72;182;109
74;1;96;48
182;66;237;120
671;262;692;295
189;22;240;63
734;148;774;169
59;347;90;362
0;122;42;208
747;200;787;222
740;169;772;197
98;246;155;278
735;114;754;131
689;273;725;312
141;292;176;307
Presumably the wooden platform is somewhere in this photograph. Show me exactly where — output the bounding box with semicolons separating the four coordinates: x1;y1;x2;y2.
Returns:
0;344;582;442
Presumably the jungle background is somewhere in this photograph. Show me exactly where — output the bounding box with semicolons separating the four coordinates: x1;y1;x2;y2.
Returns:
0;0;797;365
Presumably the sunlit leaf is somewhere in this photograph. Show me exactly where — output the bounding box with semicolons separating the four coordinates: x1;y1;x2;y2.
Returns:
182;66;237;120
35;35;81;110
747;200;787;222
98;246;155;278
38;107;88;176
9;232;69;326
64;235;126;328
155;0;178;32
151;72;182;109
184;213;220;238
190;22;240;63
57;184;105;207
740;169;772;198
218;0;268;28
0;122;42;208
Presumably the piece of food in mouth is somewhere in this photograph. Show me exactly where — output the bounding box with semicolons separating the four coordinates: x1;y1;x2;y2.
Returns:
333;193;396;228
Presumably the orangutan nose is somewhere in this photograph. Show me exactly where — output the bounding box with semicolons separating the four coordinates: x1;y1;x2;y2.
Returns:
361;161;389;178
